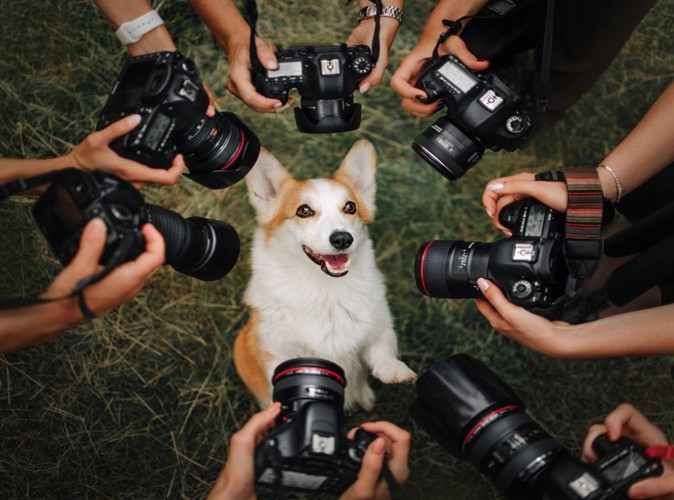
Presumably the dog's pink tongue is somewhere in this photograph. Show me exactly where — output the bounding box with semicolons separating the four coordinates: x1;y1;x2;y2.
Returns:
324;254;348;267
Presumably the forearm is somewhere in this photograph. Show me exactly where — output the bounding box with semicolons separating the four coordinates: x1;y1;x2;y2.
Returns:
598;83;674;202
559;304;674;358
417;0;489;49
0;298;81;354
188;0;251;52
93;0;176;55
0;155;73;185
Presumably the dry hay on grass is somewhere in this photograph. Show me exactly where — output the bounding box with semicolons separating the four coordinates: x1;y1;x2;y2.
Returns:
1;1;673;498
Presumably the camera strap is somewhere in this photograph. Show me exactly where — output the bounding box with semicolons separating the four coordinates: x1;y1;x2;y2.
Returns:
245;0;383;76
0;171;60;202
535;167;604;279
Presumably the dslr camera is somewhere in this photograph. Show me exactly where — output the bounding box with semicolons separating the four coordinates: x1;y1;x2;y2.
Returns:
97;51;260;189
255;358;377;493
254;45;374;133
32;169;240;281
412;54;532;180
415;197;570;318
410;354;663;500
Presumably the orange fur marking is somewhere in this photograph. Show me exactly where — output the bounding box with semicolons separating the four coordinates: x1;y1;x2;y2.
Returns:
233;311;272;403
331;174;374;224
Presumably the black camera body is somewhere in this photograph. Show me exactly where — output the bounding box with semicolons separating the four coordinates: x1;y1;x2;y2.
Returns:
32;169;240;281
254;44;374;133
410;354;663;500
415;198;569;318
97;51;260;189
255;358;376;493
412;54;532;180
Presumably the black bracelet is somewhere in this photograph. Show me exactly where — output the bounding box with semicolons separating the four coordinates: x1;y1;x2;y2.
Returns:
77;291;97;319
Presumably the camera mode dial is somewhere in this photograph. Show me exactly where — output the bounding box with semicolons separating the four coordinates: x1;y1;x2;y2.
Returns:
351;55;373;76
512;279;533;299
506;115;527;134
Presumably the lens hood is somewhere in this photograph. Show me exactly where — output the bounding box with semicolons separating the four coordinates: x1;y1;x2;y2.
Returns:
294;102;362;134
409;354;524;458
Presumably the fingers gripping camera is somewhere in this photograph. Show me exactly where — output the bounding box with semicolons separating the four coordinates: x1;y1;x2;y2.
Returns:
410;354;664;500
254;45;374;133
97;51;260;189
412;55;533;180
32;169;240;282
415;198;570;318
254;358;378;493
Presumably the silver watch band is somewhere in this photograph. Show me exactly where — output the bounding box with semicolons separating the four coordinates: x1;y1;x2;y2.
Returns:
357;4;404;24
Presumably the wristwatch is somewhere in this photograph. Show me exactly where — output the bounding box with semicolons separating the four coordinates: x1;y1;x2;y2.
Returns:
357;4;404;24
115;10;165;46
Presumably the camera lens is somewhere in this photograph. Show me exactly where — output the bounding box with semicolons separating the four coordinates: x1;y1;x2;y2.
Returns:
414;240;490;298
272;358;346;410
176;111;260;189
410;355;578;499
145;204;240;281
412;116;485;181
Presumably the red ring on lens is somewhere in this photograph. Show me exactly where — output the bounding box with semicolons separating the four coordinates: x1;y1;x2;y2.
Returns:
461;405;520;454
273;366;346;386
419;241;435;296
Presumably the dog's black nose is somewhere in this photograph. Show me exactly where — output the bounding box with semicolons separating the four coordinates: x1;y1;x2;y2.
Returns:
330;231;353;250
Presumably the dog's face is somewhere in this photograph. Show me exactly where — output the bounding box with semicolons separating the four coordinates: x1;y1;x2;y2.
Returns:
246;140;377;277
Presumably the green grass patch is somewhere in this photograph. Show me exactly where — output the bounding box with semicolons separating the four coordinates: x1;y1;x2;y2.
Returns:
1;1;673;498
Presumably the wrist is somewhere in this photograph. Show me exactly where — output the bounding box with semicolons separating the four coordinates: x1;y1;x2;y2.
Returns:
127;26;176;56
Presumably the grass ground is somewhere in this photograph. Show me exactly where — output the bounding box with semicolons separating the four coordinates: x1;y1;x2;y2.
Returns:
1;1;673;498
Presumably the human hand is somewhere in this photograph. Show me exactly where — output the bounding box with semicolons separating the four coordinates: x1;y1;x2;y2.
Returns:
207;402;282;500
474;278;577;358
482;172;568;235
65;115;185;186
582;404;674;499
42;219;165;319
340;421;411;500
346;17;401;94
390;35;488;117
224;32;292;113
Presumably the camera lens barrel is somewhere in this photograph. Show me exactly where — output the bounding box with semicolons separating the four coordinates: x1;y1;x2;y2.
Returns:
412;116;485;181
178;111;260;189
272;358;346;409
415;240;490;298
410;355;597;500
145;204;240;281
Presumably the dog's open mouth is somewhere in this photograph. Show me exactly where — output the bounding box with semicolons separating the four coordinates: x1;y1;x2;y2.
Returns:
303;246;350;277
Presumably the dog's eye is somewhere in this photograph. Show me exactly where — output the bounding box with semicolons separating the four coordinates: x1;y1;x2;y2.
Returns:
343;201;357;214
296;204;315;218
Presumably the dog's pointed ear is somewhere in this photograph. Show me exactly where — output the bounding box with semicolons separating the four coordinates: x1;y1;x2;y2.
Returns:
246;148;292;219
334;140;377;216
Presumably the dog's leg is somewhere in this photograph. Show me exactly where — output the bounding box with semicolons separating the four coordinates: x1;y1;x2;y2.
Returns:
233;319;273;407
364;324;416;385
345;365;376;412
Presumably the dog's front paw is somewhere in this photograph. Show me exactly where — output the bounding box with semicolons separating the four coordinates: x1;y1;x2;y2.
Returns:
372;359;417;384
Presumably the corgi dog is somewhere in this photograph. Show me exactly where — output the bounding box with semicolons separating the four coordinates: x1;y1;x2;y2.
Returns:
234;140;416;410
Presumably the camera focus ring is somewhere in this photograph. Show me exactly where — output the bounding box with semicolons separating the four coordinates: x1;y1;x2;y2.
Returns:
179;118;216;153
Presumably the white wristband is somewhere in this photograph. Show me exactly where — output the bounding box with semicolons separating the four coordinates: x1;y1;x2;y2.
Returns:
115;10;165;46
